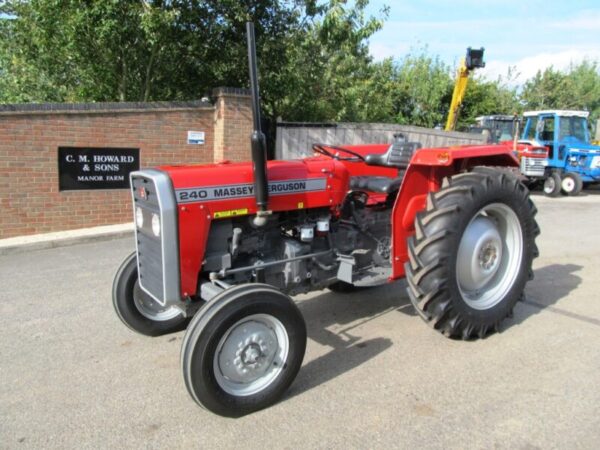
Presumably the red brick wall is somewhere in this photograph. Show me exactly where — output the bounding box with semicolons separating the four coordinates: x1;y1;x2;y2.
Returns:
0;90;253;238
214;92;254;162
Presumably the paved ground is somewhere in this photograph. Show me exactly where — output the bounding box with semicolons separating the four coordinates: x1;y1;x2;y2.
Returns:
1;191;600;449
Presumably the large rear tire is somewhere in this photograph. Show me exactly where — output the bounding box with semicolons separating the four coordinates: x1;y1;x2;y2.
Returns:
405;168;539;339
181;284;306;417
112;252;187;336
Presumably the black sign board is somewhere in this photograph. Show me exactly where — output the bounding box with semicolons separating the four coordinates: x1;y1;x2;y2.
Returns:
58;147;140;191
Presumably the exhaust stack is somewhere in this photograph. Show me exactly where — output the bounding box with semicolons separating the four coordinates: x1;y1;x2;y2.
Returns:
246;22;269;224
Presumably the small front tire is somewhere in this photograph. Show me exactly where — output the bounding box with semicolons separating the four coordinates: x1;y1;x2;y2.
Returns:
561;172;583;196
543;172;562;197
112;252;187;336
181;284;307;417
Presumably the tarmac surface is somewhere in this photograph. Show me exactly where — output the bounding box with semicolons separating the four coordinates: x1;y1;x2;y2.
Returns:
1;191;600;449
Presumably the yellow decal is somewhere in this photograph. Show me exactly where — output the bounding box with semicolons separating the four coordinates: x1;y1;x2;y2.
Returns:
213;208;249;219
297;202;304;209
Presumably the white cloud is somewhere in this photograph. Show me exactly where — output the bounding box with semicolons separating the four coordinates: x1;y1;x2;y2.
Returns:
547;9;600;30
369;41;411;61
481;50;600;85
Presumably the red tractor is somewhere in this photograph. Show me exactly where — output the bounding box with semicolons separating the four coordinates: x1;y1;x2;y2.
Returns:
112;23;539;417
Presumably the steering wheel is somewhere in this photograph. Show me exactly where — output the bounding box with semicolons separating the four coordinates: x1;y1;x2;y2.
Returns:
312;144;366;162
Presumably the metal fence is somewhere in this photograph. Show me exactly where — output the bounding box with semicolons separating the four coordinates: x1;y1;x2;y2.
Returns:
275;121;486;159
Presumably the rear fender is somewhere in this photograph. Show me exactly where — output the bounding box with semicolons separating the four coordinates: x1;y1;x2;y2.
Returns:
390;146;519;279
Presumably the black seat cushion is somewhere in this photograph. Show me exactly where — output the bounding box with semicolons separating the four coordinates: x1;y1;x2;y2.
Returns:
365;140;421;168
350;176;403;194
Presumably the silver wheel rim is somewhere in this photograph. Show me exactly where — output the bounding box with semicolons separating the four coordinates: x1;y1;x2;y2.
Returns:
214;314;289;397
133;281;181;321
456;203;523;310
561;177;575;192
544;177;555;193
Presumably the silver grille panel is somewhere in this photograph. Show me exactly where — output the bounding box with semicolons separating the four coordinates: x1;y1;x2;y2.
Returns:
130;170;181;306
521;157;547;177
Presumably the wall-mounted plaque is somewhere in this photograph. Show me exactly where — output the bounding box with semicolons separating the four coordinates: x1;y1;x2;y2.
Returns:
187;130;205;145
58;147;140;191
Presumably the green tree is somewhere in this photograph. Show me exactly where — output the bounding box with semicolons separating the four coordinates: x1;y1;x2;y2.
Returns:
389;50;453;127
0;0;390;129
4;0;597;137
0;0;305;103
271;0;390;123
521;61;600;123
458;69;521;128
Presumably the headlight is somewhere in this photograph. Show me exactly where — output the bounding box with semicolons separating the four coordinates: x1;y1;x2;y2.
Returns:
591;156;600;169
135;207;144;228
151;213;161;237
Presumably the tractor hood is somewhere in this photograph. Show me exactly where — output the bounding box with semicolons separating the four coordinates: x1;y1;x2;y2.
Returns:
566;143;600;154
157;157;350;215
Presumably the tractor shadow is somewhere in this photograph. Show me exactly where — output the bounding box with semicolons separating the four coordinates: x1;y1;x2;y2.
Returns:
285;264;586;402
286;281;413;400
529;184;600;197
581;185;600;196
507;263;591;328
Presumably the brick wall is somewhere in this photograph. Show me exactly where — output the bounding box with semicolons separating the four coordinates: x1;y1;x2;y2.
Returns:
0;89;253;238
214;90;254;162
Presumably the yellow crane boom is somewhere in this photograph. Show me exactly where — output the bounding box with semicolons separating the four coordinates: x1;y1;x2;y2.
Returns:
445;47;485;131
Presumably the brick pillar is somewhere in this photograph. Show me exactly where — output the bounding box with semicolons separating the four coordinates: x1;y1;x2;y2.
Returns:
213;87;253;162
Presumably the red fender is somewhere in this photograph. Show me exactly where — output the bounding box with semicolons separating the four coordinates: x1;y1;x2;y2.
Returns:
390;144;519;279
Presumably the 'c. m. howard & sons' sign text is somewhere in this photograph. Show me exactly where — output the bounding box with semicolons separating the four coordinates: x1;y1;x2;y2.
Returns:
58;147;140;190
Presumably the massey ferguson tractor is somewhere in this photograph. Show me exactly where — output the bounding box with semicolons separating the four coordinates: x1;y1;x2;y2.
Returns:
112;23;539;417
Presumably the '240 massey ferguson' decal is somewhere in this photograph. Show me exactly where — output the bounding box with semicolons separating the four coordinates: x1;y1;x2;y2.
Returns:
175;178;327;203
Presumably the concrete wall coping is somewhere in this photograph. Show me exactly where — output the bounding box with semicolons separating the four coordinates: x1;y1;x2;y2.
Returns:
212;87;251;98
276;121;479;139
0;99;217;117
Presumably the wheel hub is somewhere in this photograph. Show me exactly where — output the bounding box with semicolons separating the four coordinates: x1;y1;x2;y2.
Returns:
215;315;287;393
457;216;503;292
456;203;524;311
479;240;499;270
562;178;574;192
241;343;263;366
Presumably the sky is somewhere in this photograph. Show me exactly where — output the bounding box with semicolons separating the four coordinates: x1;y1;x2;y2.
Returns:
364;0;600;85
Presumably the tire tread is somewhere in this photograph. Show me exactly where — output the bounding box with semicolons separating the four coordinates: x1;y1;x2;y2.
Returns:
405;167;539;340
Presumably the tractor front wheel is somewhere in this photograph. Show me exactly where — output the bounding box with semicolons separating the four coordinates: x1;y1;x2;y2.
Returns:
561;172;583;196
405;168;539;339
112;252;187;336
543;172;562;197
181;284;306;417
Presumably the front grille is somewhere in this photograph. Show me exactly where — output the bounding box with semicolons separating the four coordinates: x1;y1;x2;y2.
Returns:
130;170;180;306
521;157;546;177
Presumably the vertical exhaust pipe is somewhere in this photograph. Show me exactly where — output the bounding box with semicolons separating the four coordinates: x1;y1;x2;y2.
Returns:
246;22;270;225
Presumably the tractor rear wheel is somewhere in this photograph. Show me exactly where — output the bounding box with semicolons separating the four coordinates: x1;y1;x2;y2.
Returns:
112;252;187;336
561;172;583;196
405;168;539;339
543;172;562;197
181;284;306;417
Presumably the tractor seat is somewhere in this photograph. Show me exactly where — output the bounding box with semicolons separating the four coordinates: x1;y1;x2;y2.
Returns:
365;137;421;168
350;176;403;194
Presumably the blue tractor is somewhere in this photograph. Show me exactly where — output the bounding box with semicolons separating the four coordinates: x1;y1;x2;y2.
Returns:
521;110;600;196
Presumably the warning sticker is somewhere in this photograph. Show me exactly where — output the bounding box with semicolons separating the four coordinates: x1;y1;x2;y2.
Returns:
213;208;249;219
176;178;327;204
